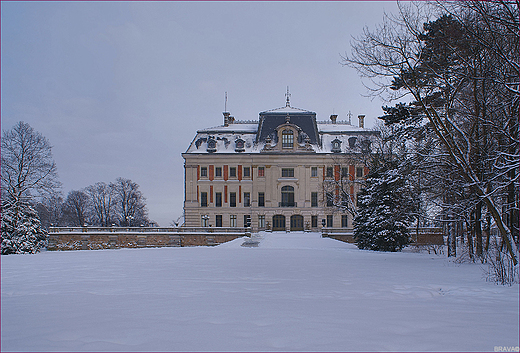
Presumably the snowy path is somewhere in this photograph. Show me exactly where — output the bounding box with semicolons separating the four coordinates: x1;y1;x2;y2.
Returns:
1;232;518;352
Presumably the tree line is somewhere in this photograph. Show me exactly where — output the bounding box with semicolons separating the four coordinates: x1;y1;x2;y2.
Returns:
37;177;152;229
331;1;518;283
1;121;152;254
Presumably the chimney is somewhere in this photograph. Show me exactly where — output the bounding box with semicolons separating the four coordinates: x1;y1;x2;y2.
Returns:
358;115;365;128
330;114;338;124
223;112;230;127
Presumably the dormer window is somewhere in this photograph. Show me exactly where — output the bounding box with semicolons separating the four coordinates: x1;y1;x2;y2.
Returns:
282;130;294;148
348;137;357;149
331;138;342;153
207;138;217;153
235;138;245;152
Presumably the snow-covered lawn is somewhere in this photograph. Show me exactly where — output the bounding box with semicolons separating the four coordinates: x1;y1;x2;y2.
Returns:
1;232;518;352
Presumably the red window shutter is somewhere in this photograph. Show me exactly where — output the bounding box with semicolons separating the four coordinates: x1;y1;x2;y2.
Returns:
209;165;214;181
349;165;355;181
224;185;228;203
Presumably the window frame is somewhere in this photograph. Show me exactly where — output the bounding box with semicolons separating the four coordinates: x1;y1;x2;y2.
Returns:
326;215;333;228
311;192;318;207
281;168;295;178
326;167;334;178
215;215;223;227
258;192;265;207
230;215;237;228
282;129;294;148
342;214;348;228
258;215;265;229
200;192;208;207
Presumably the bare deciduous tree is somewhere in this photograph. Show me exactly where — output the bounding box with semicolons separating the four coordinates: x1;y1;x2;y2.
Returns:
342;1;518;264
1;121;61;205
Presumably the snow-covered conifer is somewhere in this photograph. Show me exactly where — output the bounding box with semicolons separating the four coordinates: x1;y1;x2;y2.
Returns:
354;156;416;251
1;199;48;255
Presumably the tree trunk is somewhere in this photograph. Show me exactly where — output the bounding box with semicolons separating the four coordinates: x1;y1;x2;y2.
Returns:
475;202;483;259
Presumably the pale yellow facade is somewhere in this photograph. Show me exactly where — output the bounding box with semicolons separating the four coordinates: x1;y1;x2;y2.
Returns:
182;101;378;232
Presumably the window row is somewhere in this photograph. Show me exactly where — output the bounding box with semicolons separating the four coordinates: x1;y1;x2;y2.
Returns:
201;190;323;208
200;166;359;179
325;166;365;179
200;214;350;228
199;165;251;180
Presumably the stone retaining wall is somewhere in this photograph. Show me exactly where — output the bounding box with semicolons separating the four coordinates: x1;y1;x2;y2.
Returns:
47;230;245;251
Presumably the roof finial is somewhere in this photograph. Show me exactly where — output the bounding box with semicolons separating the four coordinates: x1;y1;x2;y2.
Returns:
225;92;228;112
285;86;291;107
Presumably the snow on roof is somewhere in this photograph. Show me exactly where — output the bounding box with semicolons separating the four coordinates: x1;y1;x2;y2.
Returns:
185;119;379;154
260;105;314;114
198;122;259;134
317;122;369;133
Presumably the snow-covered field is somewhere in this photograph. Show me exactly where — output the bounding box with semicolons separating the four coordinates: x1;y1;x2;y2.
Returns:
1;232;518;352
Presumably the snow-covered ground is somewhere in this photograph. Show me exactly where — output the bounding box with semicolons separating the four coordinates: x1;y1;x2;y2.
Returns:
1;232;518;352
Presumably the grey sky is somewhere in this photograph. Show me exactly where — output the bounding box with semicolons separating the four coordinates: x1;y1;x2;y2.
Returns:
1;1;399;226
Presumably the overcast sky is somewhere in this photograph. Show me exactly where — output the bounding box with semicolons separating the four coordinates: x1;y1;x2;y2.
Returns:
1;1;400;226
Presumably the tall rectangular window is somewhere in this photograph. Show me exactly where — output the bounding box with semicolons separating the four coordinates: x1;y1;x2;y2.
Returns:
326;192;334;207
200;167;207;177
341;167;349;178
258;215;265;229
326;215;333;228
244;192;250;207
282;130;294;148
215;192;222;207
243;167;250;178
311;192;318;207
244;215;251;227
342;215;348;228
281;168;294;178
356;167;364;178
200;192;208;207
311;167;318;177
215;167;222;178
215;215;222;227
326;167;334;178
230;215;237;228
258;192;265;207
230;167;237;177
311;215;318;228
258;167;265;177
230;192;236;207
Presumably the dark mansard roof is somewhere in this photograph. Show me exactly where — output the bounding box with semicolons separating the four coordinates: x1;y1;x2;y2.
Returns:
256;105;319;145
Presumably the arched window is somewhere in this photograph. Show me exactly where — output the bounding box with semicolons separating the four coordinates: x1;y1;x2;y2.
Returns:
281;185;295;207
282;130;294;148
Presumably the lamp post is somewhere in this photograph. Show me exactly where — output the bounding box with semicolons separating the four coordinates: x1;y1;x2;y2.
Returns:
202;215;209;227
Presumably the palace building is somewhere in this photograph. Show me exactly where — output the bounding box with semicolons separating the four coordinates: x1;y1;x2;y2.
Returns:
182;94;379;232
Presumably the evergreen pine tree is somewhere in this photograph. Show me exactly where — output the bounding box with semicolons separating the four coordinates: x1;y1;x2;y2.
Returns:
354;156;416;252
1;199;48;255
